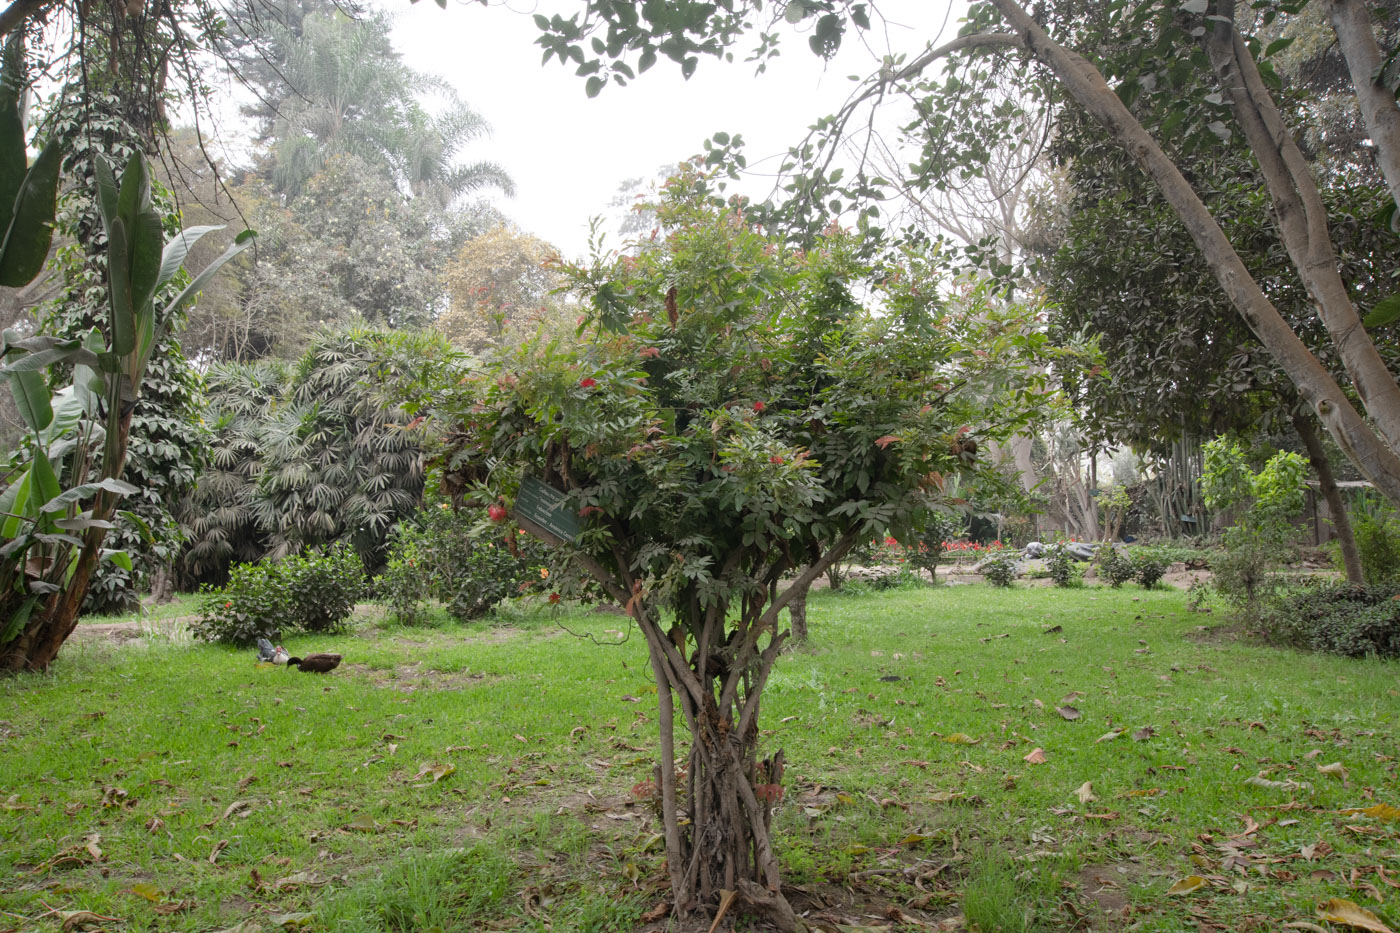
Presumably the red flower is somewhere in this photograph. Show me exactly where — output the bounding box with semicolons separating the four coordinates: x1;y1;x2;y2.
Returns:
753;401;766;412
224;601;232;608
885;536;898;546
769;455;785;465
579;377;597;389
640;347;661;359
874;434;899;449
548;592;561;604
487;504;508;522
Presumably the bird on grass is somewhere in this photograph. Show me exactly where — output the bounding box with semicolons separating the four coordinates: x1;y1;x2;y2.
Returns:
255;638;290;665
285;653;342;673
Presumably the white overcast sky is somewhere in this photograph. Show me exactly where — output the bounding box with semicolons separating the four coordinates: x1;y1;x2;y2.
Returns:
381;0;965;259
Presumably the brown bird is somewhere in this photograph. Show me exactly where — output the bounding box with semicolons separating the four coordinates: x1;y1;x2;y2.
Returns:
285;653;342;673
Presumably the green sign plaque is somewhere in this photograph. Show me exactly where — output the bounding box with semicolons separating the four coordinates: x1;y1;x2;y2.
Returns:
513;475;582;545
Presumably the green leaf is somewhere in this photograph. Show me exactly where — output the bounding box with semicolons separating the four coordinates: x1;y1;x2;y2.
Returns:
585;75;604;97
161;231;256;322
94;158;119;240
0;137;61;287
8;367;51;431
116;152;149;230
107;217;135;355
1264;37;1294;56
29;447;61;515
0;344;101;373
55;515;115;532
118;509;153;545
39;477;139;512
157;224;224;288
0;35;29;235
128;209;164;312
102;549;132;572
0;595;39;645
0;469;31;538
1364;294;1400;328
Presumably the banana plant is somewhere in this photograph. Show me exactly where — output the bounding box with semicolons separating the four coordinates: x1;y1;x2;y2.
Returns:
0;146;253;665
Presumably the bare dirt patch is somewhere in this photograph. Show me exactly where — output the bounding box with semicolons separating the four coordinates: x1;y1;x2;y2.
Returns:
344;660;500;693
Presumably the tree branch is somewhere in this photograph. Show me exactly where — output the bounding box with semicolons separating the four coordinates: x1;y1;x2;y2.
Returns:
0;0;57;43
1327;0;1400;215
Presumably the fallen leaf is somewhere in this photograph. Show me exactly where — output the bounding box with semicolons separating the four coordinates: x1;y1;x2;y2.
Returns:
221;799;254;821
1023;748;1047;765
1132;726;1155;742
152;899;193;915
1316;897;1393;933
1318;762;1350;783
1246;775;1312;793
2;794;32;811
1341;804;1400;822
273;871;329;890
128;882;161;901
943;733;981;745
145;816;165;833
1166;876;1206;896
270;912;317;929
1056;706;1081;721
60;910;123;932
412;762;455;784
640;901;670;923
1075;781;1096;804
209;839;229;864
1096;729;1124;743
345;813;381;832
209;922;264;933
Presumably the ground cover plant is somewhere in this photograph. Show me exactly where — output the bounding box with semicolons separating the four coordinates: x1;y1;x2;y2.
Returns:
2;584;1397;932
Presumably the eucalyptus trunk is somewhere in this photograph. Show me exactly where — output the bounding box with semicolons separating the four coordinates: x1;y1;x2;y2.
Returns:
1293;412;1363;585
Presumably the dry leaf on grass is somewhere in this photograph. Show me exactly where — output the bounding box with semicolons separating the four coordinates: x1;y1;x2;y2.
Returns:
1023;748;1047;765
1318;762;1349;783
1096;729;1124;743
59;910;122;932
1075;781;1096;804
943;733;981;745
1132;726;1155;742
345;813;381;832
270;912;316;929
1166;876;1206;895
209;839;229;864
1341;804;1400;822
412;762;455;785
1316;898;1394;933
1056;706;1081;721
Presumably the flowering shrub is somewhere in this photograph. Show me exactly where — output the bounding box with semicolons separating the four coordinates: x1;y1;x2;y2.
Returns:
981;550;1019;587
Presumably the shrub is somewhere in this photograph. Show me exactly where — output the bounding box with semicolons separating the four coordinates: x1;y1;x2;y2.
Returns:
1044;543;1081;588
282;543;366;634
1351;513;1400;585
192;545;366;645
981;551;1019;588
193;560;289;646
1098;547;1136;588
1262;583;1400;658
378;503;549;624
1132;549;1171;589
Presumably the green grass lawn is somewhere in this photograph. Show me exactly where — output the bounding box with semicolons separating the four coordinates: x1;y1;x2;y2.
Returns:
1;583;1396;932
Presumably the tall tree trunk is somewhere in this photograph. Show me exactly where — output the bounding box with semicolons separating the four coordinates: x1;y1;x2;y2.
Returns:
1293;411;1364;584
1326;0;1400;215
976;0;1400;507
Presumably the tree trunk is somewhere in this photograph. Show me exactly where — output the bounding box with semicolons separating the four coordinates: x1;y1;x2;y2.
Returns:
572;535;857;931
1293;411;1364;584
1327;0;1400;215
787;580;809;643
149;564;174;604
978;0;1400;507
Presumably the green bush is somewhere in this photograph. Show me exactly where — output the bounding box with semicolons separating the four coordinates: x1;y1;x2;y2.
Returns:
379;503;549;624
1044;543;1081;588
980;551;1018;588
1262;583;1400;658
192;545;365;645
282;543;366;633
193;560;290;646
1132;549;1170;589
1098;547;1136;588
1351;513;1400;585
